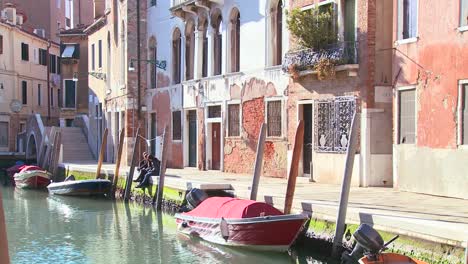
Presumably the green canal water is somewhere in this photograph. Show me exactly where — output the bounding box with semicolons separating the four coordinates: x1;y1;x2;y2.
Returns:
2;186;333;264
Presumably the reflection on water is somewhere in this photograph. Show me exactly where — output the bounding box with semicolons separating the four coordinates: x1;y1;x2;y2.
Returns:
2;186;330;264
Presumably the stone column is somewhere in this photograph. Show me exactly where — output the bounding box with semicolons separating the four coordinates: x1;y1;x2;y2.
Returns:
206;27;214;76
193;29;204;80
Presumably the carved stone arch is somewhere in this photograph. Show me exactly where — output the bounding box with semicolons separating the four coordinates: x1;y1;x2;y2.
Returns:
210;8;223;75
185;20;196;80
26;132;37;162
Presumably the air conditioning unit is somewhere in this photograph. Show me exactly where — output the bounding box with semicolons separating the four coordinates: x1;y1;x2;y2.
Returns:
33;29;46;38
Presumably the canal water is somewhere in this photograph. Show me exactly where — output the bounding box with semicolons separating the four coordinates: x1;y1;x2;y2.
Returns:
2;186;333;264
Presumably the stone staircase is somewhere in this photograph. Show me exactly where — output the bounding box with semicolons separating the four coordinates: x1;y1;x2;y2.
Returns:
60;127;95;163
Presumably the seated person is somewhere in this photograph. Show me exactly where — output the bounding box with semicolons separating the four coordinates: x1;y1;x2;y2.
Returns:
133;152;150;182
135;155;161;188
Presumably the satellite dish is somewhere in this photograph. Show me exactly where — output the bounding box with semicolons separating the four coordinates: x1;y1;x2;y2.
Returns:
10;99;22;113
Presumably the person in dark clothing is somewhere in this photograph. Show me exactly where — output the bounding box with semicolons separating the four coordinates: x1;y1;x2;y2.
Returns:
135;155;161;188
133;152;150;182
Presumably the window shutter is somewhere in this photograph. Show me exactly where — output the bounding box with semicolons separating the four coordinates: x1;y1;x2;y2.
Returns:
463;85;468;144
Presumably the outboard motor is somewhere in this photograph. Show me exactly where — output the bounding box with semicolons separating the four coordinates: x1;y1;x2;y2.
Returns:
185;188;208;210
341;224;385;264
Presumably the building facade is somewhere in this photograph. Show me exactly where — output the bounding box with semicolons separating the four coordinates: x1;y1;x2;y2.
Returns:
0;0;94;42
0;5;61;152
285;0;394;186
86;0;147;164
147;0;290;176
392;0;468;199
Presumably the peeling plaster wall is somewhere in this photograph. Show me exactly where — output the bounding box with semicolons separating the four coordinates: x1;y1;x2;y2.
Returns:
392;0;468;198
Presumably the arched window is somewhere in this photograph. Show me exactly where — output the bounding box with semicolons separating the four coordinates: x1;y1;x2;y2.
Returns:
120;21;125;86
107;31;111;89
229;8;240;72
271;0;283;66
185;21;195;81
149;36;157;88
211;11;222;76
200;18;208;78
172;28;182;84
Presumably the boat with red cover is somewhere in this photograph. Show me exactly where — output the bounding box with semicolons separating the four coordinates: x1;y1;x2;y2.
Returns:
175;196;309;252
13;165;51;189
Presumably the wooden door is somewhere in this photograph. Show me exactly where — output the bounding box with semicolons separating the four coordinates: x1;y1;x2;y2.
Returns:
188;111;197;167
303;105;313;175
211;123;221;170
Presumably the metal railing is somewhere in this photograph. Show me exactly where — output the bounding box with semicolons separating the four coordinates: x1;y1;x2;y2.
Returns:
282;41;358;73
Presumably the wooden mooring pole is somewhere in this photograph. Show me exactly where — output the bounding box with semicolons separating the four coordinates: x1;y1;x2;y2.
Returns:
0;188;10;263
124;127;140;202
112;129;125;196
250;123;267;201
96;128;108;179
284;120;304;214
154;126;169;210
332;111;359;258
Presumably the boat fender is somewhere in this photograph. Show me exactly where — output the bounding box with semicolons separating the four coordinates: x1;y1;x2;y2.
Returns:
181;222;188;228
220;217;229;241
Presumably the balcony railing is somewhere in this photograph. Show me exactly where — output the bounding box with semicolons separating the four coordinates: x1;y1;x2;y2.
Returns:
282;41;358;74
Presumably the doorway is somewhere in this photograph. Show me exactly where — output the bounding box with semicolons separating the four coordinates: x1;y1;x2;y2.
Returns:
188;110;197;167
211;123;221;170
302;104;313;176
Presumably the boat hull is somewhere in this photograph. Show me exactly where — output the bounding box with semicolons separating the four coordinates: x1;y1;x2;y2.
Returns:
13;171;51;189
175;213;308;252
359;253;429;264
47;179;112;196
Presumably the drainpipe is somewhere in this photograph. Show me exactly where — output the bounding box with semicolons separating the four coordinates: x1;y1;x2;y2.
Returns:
136;0;141;120
47;41;51;124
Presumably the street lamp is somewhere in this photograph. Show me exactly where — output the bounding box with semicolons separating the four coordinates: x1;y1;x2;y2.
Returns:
128;58;167;72
72;72;78;82
128;60;135;72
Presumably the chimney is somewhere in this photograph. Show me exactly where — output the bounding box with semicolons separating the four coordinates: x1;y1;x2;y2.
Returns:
2;3;17;25
94;0;105;19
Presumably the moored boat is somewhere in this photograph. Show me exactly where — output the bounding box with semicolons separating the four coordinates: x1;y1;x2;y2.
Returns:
47;176;111;196
13;169;51;189
175;194;309;252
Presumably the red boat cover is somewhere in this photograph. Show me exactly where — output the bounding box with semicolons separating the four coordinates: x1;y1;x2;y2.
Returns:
184;197;283;219
19;165;43;172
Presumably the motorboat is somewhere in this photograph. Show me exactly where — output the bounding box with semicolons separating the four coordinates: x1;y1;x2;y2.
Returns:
175;189;309;252
47;175;111;196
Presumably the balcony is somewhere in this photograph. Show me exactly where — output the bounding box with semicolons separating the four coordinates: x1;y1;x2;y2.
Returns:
282;41;358;77
170;0;222;17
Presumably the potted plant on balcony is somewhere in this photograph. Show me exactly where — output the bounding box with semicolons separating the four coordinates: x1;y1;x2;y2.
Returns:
286;6;338;80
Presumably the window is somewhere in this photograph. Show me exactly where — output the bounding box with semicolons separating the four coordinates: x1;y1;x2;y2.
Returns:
49;54;57;73
22;81;27;104
229;9;240;73
461;0;468;27
172;28;182;84
267;100;282;137
270;0;283;66
0;122;8;147
149;37;157;88
202;22;208;78
150;0;157;7
315;97;356;152
185;22;195;80
172;111;182;140
64;80;76;108
228;104;240;137
212;13;222;76
58;88;62;108
21;43;29;61
398;89;416;144
0;35;3;54
57;0;61;9
98;40;102;68
61;44;80;59
461;84;468;144
51;88;54;107
57;57;61;74
37;84;41;106
398;0;418;40
91;44;95;70
39;49;47;66
208;105;221;118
